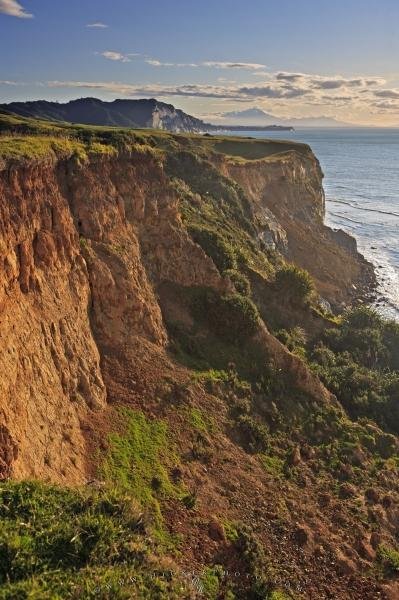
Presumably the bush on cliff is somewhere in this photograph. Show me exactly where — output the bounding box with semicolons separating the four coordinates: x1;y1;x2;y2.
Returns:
236;414;269;453
223;268;251;296
191;288;260;344
274;264;315;307
377;545;399;576
275;327;307;359
188;225;236;272
311;306;399;435
324;306;399;370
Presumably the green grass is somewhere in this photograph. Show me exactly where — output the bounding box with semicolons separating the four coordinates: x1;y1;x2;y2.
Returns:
187;407;215;433
0;481;186;599
100;409;184;545
199;566;223;599
213;137;310;161
166;151;274;280
260;454;285;478
377;545;399;576
101;409;180;506
0;136;86;161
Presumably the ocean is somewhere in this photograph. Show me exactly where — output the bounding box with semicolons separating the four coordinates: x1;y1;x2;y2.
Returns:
227;128;399;320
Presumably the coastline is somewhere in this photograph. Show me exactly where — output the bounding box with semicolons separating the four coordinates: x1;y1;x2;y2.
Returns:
221;127;399;321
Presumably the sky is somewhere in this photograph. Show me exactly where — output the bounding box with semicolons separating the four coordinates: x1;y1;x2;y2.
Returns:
1;0;399;125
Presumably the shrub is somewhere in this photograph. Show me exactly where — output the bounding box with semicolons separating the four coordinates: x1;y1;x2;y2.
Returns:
382;320;399;370
189;225;236;272
191;289;260;344
236;415;269;453
223;269;251;296
182;493;197;510
311;306;399;435
324;306;390;369
377;545;399;575
229;396;252;419
276;327;307;358
274;264;314;306
233;525;275;598
343;305;382;329
200;566;224;600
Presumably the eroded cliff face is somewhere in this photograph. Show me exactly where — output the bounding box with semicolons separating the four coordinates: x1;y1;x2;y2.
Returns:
0;161;107;482
0;150;230;481
0;144;367;482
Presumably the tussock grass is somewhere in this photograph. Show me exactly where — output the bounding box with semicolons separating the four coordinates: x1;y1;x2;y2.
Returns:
0;480;186;599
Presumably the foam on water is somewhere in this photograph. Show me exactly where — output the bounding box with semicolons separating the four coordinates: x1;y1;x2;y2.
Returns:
226;127;399;319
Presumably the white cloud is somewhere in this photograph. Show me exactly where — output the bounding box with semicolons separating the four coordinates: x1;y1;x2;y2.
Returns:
87;22;108;29
146;59;176;67
145;59;197;67
0;0;32;18
100;51;131;63
202;61;266;70
144;59;267;70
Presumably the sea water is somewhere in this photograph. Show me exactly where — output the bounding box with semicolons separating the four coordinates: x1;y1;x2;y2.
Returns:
226;128;399;320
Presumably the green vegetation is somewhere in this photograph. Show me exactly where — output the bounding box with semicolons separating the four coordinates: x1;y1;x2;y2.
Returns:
188;407;215;433
311;306;399;434
224;268;251;296
274;264;315;307
79;236;89;250
0;109;310;169
191;288;260;344
0;136;87;161
189;225;236;272
236;415;269;453
199;566;223;599
0;481;186;599
268;592;292;600
260;454;285;478
275;326;307;359
233;526;278;599
377;545;399;576
101;409;182;541
165;284;268;382
166;150;273;280
222;520;240;543
213;137;310;161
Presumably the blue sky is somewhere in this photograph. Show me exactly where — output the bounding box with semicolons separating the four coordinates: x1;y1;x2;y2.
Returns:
1;0;399;124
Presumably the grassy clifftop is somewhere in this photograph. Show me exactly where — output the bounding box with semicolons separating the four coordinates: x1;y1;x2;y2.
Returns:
0;109;311;163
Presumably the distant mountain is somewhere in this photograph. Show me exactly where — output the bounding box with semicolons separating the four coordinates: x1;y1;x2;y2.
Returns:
221;108;279;125
0;97;214;133
218;107;351;128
